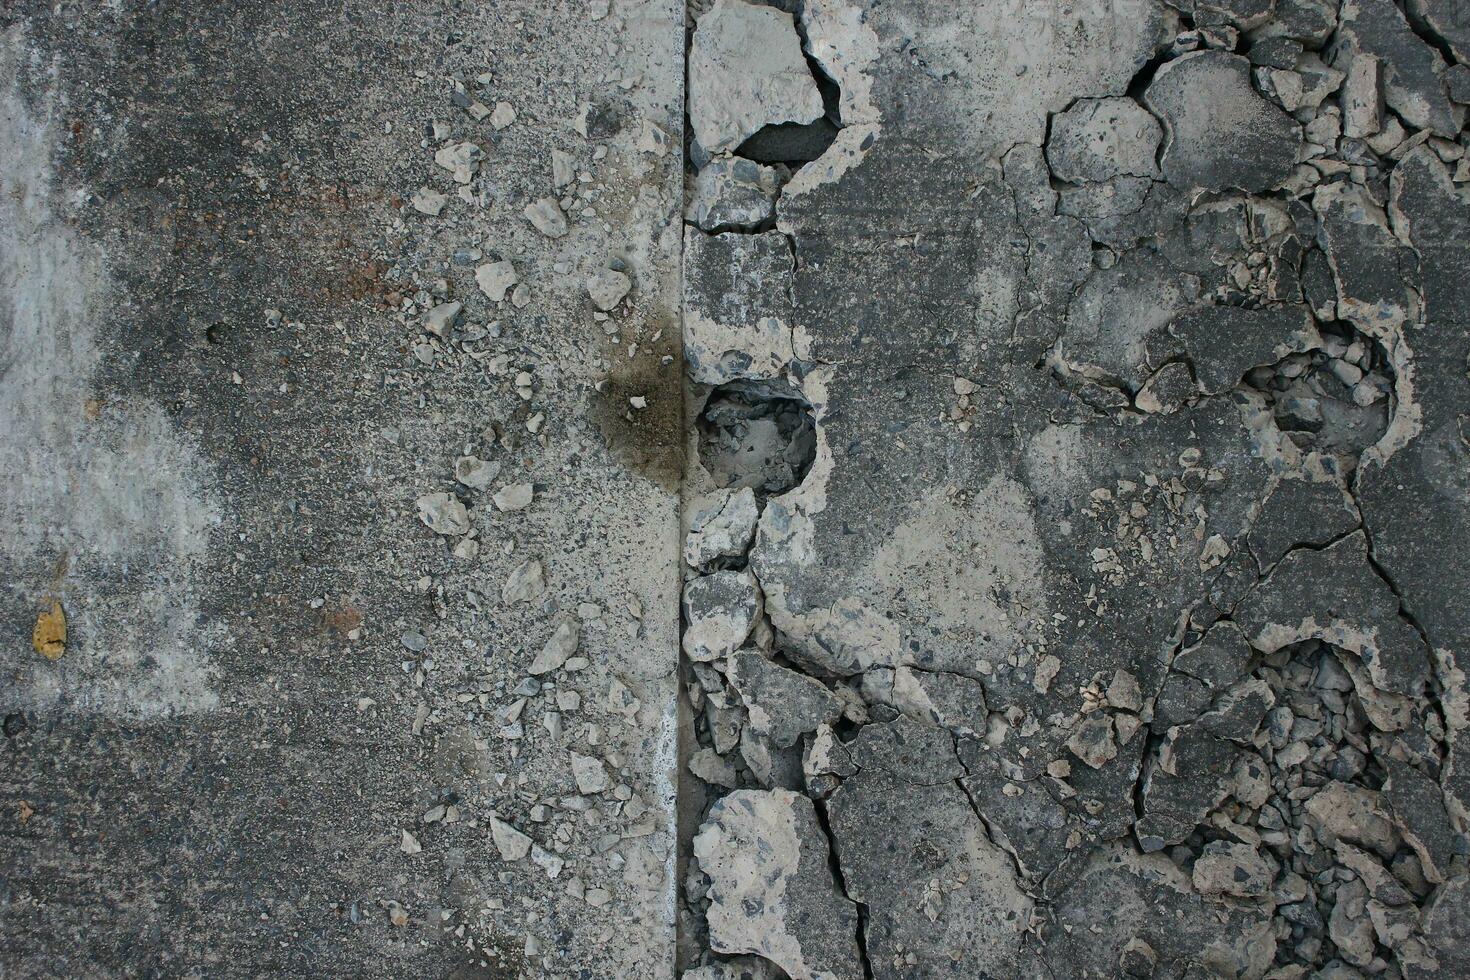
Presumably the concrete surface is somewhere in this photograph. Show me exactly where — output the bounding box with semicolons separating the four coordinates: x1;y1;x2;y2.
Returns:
6;0;1470;978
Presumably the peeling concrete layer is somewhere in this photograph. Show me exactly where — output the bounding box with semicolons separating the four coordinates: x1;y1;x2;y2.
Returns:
678;0;1470;978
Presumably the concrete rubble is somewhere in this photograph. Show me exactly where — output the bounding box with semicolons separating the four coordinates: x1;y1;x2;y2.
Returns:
5;0;1470;977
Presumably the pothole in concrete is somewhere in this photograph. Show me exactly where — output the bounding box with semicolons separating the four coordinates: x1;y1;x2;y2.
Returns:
735;116;839;167
1244;322;1393;465
734;26;842;168
697;378;816;496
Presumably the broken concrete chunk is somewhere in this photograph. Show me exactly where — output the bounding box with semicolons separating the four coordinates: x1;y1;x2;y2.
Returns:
415;492;469;536
693;788;863;980
1333;0;1462;137
1314;181;1417;337
1304;780;1401;857
1191;840;1277;898
889;666;988;736
957;743;1070;883
411;186;448;216
681;957;785;980
727;650;840;749
1058;248;1200;391
1250;36;1306;70
1341;51;1385;138
1407;0;1470;64
687;0;824;155
454;455;500;491
827;769;1033;976
1154;673;1214;728
585;268;631;311
1168;304;1319;395
1067;712;1119;769
1039;845;1277;978
570;752;609;794
502;558;547;605
1445;62;1470;105
1259;54;1344;114
1174;621;1255;693
1329;877;1376;967
1246;477;1359;570
683;230;798;385
1144;50;1301;193
688;747;740;788
1252;0;1338;47
489;815;532;861
475;260;519;302
422;301;461;338
492;482;534;512
1105;669;1144;713
1419;876;1470;975
1045;97;1162;182
804;723;857;784
523;197;568;238
1134;361;1196;414
682;570;762;662
1382;757;1456;883
843;715;964;785
1335;843;1413;907
737;725;801;790
433;141;482;184
1137;724;1239;850
688;156;784;232
529;620;579;675
1233;531;1430;700
684;487;760;571
1199;677;1276;743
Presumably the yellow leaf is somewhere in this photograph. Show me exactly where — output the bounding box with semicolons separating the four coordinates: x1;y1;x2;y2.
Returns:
32;601;66;660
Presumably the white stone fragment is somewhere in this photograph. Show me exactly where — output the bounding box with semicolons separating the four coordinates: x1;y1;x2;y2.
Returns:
1341;52;1383;138
411;186;448;216
529;620;580;675
524;197;568;238
476;260;519;302
503;559;547;604
493;482;534;512
682;570;762;662
454;455;501;490
586;268;631;311
684;488;760;571
416;492;470;536
433;141;481;184
570;752;609;794
552;149;575;188
422;301;461;338
489;816;532;861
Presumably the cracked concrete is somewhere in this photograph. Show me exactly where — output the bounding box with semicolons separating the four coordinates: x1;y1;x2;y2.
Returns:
678;1;1470;978
5;0;1470;977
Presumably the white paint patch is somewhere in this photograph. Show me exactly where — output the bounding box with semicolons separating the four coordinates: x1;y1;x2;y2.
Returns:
0;27;221;719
